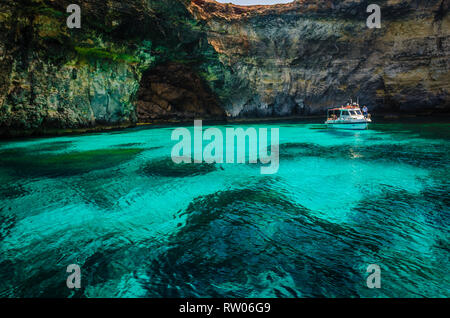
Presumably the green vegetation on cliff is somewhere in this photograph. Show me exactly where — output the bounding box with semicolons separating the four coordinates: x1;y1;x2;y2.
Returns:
0;0;448;136
74;47;140;64
0;0;227;135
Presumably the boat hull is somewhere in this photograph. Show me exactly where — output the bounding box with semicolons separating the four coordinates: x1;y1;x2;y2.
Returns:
325;122;369;130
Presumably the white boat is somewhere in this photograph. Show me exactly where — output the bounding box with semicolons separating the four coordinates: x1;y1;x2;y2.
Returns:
325;103;371;130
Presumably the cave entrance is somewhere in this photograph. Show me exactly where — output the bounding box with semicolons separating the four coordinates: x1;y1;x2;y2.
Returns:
136;63;225;122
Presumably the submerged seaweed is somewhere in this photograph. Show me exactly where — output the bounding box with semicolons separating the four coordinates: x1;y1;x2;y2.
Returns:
0;122;448;298
141;157;216;177
279;141;449;169
0;148;143;178
143;185;382;297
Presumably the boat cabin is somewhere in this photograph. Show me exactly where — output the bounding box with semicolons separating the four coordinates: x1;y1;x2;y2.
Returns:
327;106;364;121
325;103;371;129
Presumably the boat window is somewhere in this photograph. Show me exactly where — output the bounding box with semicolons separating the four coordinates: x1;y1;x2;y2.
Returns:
355;110;362;115
341;111;349;116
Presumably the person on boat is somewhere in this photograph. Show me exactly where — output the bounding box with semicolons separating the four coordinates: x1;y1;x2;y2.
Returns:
362;105;368;117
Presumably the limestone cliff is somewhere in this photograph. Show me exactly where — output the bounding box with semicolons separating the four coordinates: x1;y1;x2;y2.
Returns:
0;0;227;136
0;0;449;136
189;0;450;116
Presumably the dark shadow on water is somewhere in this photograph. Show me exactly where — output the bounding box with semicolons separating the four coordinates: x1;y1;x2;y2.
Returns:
1;173;448;297
0;147;143;178
113;142;144;148
370;123;450;140
0;172;29;199
279;141;449;169
142;179;382;297
141;170;450;297
141;157;216;178
348;180;450;297
317;128;367;138
0;140;72;153
0;212;16;242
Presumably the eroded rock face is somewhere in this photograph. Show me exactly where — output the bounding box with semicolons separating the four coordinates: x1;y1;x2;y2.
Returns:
0;0;153;133
0;0;226;135
0;0;448;135
137;63;225;121
189;0;450;116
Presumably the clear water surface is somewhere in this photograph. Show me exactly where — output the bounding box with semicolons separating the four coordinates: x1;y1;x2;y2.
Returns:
0;120;448;297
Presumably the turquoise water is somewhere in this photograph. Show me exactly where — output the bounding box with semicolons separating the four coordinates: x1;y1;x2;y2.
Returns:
0;121;449;297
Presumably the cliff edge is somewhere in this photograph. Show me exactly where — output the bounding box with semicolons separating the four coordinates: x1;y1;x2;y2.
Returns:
0;0;448;136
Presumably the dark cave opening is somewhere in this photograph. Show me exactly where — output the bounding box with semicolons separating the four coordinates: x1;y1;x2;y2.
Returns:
136;62;226;122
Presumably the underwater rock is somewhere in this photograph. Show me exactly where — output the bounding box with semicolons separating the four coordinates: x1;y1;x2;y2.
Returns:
142;157;216;177
0;147;143;178
143;185;376;297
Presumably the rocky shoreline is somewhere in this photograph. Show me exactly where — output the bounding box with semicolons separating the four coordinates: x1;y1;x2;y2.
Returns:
0;0;448;137
2;112;449;139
